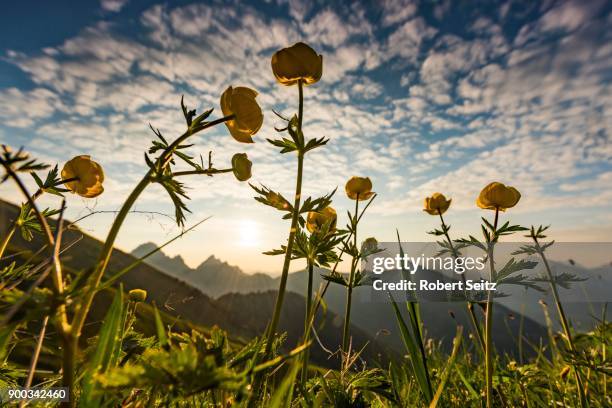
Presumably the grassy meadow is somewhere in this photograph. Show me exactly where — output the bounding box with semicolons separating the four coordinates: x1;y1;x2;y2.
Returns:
0;41;610;408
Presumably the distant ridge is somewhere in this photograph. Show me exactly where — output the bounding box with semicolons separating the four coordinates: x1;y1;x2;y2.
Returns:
131;242;559;354
0;199;389;366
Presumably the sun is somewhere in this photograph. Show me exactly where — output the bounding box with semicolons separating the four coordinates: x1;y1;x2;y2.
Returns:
238;219;260;247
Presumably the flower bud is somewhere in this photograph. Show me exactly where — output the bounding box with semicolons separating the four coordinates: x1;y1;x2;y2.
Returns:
423;193;452;215
306;206;337;233
271;42;323;86
361;237;379;254
231;153;252;182
476;182;521;211
220;86;263;143
61;155;104;198
345;176;374;201
128;289;147;302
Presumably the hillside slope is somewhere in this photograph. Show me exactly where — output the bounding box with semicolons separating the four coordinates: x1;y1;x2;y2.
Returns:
0;199;388;366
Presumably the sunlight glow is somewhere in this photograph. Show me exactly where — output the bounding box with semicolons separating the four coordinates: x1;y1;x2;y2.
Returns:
238;219;260;247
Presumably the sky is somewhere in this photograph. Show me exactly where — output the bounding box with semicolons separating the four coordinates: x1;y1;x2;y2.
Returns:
0;0;610;274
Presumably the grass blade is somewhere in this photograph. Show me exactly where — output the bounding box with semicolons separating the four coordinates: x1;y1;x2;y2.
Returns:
389;292;433;402
429;326;463;408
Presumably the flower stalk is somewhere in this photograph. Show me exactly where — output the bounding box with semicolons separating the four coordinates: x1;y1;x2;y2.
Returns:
438;210;485;351
264;80;305;354
530;230;588;408
342;196;359;353
484;207;499;408
300;259;314;382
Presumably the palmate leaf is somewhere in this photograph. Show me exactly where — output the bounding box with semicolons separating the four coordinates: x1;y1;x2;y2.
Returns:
497;274;545;292
250;183;293;213
267;137;298;154
299;188;337;215
263;247;287;256
17;205;60;241
156;175;191;227
531;272;587;290
352;270;373;287
303;136;329;153
495;220;529;236
495;257;538;282
455;236;486;252
321;271;348;287
180;96;214;132
0;146;49;178
30;165;70;196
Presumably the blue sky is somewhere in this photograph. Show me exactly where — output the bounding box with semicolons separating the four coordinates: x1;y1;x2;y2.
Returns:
0;0;610;273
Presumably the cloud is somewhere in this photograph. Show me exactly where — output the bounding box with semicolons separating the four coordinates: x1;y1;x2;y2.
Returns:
380;0;418;26
0;0;610;264
100;0;129;13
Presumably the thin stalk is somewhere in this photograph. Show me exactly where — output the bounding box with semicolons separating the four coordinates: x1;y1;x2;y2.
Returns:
264;80;305;354
485;207;499;408
438;211;485;351
342;197;359;353
300;260;314;383
20;315;49;408
533;235;588;408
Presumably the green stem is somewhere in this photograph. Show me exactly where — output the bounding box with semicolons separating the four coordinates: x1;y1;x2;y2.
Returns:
300;260;314;383
438;211;485;352
485;207;499;408
264;80;305;354
0;226;15;260
533;236;588;408
342;197;359;353
20;315;49;408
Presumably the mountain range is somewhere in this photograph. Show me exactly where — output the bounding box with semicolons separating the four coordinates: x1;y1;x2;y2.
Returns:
133;242;608;354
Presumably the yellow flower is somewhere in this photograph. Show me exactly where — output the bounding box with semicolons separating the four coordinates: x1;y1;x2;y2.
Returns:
61;155;104;198
271;42;323;86
220;86;263;143
424;193;452;215
477;182;521;211
231;153;252;182
128;289;147;302
306;206;337;233
345;176;374;201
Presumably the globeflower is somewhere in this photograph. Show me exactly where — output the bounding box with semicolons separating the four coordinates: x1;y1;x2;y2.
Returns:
231;153;252;182
220;86;263;143
61;155;104;198
306;206;337;233
271;42;323;86
423;193;451;215
476;182;521;211
345;176;374;201
128;289;147;302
